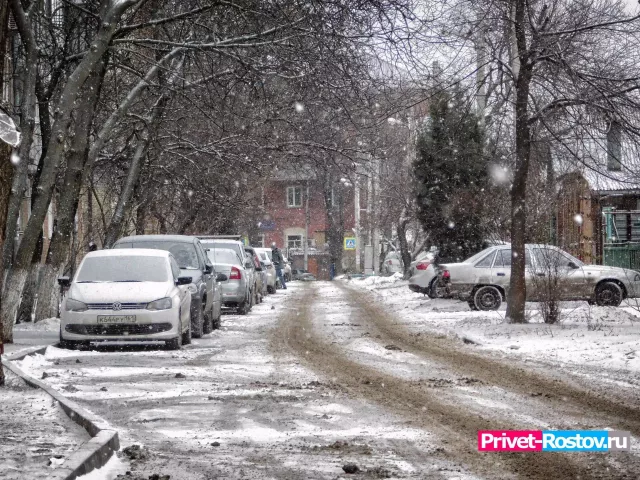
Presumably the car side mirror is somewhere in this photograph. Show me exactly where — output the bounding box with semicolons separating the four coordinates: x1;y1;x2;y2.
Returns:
216;273;228;282
57;276;70;287
176;276;192;285
568;262;579;269
204;264;213;274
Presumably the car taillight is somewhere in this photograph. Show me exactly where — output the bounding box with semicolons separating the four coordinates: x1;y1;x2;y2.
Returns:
442;270;450;279
387;260;393;265
416;262;430;270
229;267;241;280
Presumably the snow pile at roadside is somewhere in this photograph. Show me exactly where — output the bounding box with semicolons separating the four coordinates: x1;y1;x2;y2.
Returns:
352;272;405;289
14;317;60;332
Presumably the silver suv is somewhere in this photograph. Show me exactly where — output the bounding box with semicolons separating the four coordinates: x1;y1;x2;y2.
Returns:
438;244;640;310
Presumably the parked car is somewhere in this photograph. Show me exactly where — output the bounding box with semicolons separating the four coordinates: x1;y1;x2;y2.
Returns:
241;250;259;306
382;251;402;275
198;236;246;265
205;247;253;314
291;268;316;281
58;249;192;350
113;235;223;337
408;251;440;297
245;246;267;301
438;244;640;310
254;248;277;293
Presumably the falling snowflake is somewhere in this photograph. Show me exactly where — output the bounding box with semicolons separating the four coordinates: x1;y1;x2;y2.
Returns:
448;221;455;229
574;214;583;226
234;180;240;187
187;190;194;197
294;102;304;113
490;164;509;184
10;152;20;165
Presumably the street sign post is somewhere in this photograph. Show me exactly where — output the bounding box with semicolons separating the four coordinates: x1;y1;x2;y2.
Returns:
344;237;356;250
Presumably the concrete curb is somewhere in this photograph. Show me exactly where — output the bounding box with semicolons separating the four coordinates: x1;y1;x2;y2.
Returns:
2;345;120;480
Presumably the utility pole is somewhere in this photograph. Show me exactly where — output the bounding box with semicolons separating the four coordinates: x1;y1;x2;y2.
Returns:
304;180;309;270
354;176;361;272
372;155;380;274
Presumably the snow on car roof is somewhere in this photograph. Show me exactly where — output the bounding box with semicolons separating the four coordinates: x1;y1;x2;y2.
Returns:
87;249;171;258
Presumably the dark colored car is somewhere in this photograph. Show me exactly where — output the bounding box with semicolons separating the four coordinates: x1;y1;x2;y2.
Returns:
113;235;225;337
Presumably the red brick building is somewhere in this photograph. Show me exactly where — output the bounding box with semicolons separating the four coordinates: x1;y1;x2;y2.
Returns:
257;167;358;279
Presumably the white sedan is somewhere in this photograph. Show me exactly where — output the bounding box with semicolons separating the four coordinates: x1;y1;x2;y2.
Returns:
58;249;192;350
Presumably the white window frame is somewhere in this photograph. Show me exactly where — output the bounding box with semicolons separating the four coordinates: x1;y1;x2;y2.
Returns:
286;186;302;208
287;234;303;249
256;234;265;248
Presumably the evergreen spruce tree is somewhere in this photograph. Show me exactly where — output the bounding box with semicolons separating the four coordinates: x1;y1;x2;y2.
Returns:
413;89;488;262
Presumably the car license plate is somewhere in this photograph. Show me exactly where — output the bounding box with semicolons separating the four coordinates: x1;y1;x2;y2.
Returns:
97;315;136;324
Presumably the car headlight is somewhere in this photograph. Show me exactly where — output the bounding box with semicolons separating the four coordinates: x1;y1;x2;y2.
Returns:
65;298;88;312
187;283;198;295
147;297;173;311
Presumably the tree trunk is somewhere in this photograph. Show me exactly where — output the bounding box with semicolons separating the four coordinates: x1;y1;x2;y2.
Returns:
34;56;106;321
505;0;532;324
397;207;412;278
2;0;39;276
1;0;137;342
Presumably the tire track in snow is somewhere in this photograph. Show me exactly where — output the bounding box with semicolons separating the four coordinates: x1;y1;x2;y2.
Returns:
339;282;640;439
273;284;616;480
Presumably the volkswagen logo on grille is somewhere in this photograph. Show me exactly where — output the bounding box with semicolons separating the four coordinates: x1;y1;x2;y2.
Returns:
112;302;122;311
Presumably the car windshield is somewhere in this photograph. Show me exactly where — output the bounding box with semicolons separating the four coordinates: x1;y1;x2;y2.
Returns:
207;248;240;265
116;241;199;269
76;256;168;283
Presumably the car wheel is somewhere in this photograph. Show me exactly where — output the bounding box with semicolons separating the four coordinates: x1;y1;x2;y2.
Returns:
595;282;623;307
428;277;446;299
191;302;204;338
267;285;275;294
212;307;221;329
182;317;192;345
467;299;479;311
473;286;502;311
202;303;213;335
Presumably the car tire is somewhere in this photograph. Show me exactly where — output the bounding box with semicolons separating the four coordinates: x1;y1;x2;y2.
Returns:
473;285;502;311
428;277;445;299
595;282;623;307
182;317;192;345
212;307;221;329
467;299;479;311
191;301;204;338
202;303;213;335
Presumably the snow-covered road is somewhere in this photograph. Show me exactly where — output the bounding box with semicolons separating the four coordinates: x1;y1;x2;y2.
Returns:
13;280;640;479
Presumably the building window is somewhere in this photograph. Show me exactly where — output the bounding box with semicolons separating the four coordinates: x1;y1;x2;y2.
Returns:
255;234;265;248
287;235;303;249
287;186;302;208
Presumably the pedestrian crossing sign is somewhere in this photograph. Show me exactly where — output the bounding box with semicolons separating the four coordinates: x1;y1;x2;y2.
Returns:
344;237;356;250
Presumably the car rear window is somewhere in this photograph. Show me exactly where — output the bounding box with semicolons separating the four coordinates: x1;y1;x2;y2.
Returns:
475;251;495;268
207;248;241;265
76;256;168;283
114;240;199;269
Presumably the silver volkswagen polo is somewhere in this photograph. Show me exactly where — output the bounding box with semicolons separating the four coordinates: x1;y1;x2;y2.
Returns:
58;249;192;349
438;244;640;310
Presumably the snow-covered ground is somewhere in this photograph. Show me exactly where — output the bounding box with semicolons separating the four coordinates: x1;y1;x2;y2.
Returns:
348;275;640;375
0;369;90;480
